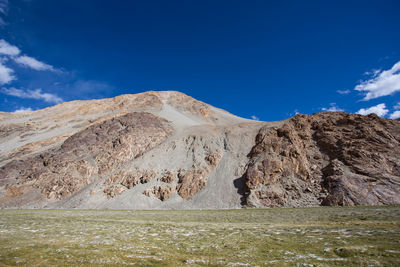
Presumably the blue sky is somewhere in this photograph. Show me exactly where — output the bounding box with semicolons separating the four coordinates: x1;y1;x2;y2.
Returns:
0;0;400;120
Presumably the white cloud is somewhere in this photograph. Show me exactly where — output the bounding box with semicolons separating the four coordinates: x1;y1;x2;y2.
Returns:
0;39;20;56
389;102;400;120
0;40;58;86
0;61;14;84
322;103;344;112
356;103;388;117
14;107;33;113
355;61;400;100
1;87;63;104
364;69;381;77
389;111;400;120
337;89;350;95
250;115;260;121
0;38;56;72
14;55;55;71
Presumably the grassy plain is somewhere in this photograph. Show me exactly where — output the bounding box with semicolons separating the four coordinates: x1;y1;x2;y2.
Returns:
0;206;399;266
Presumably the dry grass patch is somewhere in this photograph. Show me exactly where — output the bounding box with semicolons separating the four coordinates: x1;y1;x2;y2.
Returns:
0;206;399;266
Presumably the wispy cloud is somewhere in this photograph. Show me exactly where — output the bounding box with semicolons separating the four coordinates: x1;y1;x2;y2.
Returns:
1;87;63;104
364;69;381;77
336;89;350;95
0;0;8;26
322;103;344;112
356;103;388;117
0;0;7;14
0;39;57;73
0;62;14;85
14;55;55;71
0;39;20;56
250;115;259;121
355;61;400;100
14;107;33;113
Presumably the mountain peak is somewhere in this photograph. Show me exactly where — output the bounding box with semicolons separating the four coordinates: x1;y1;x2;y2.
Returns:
0;93;399;209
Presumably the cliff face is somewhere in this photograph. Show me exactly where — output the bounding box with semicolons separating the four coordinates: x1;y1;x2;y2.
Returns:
0;91;399;209
244;112;400;207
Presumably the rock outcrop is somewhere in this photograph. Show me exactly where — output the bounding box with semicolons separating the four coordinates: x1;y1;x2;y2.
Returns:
103;169;157;198
0;91;399;209
176;150;223;200
144;185;175;201
243;112;400;207
0;112;173;200
158;171;177;184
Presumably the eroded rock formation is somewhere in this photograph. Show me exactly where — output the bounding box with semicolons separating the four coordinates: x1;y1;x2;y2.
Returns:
103;169;157;198
244;112;400;207
0;112;173;200
158;170;177;184
144;185;175;201
176;150;223;200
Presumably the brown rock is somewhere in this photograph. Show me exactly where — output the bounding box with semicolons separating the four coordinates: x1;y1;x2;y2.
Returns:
176;149;223;200
176;168;208;200
140;170;156;184
103;169;157;198
205;150;223;168
104;185;127;199
0;112;173;200
143;185;175;201
244;112;400;207
159;171;177;184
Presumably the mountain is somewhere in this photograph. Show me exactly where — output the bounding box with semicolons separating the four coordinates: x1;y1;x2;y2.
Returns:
0;91;399;209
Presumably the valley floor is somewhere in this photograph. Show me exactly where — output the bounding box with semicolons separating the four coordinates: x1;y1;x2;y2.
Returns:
0;207;399;266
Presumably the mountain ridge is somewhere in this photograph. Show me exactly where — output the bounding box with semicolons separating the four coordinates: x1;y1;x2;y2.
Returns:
0;91;399;209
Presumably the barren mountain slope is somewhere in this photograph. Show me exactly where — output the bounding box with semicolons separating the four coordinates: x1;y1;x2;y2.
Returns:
0;91;399;209
0;91;264;209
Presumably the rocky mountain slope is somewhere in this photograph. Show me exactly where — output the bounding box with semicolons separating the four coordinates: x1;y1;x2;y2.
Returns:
0;91;399;209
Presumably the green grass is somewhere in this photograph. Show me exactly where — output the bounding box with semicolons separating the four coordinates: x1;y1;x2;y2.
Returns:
0;206;400;266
